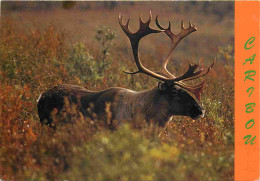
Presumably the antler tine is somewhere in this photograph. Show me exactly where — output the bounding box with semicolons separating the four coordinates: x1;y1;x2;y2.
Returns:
174;59;215;100
178;58;215;82
179;20;197;39
119;14;133;38
155;15;173;37
140;11;152;25
171;62;201;82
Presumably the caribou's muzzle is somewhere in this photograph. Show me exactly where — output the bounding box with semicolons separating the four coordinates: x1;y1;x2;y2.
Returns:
189;105;205;119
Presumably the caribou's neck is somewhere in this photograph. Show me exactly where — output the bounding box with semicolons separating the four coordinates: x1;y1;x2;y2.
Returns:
132;86;171;126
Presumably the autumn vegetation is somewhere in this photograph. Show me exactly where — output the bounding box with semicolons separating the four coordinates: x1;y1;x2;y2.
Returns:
0;2;234;181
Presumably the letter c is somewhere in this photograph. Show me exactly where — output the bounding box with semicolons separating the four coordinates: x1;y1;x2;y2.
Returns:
244;37;255;50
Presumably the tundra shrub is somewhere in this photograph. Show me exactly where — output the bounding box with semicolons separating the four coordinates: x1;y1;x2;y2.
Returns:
65;42;102;83
62;125;233;181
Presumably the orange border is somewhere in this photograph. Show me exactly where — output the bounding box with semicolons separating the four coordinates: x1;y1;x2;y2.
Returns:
235;1;260;180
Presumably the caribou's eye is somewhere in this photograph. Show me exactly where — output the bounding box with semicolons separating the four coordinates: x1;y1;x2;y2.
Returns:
170;90;181;101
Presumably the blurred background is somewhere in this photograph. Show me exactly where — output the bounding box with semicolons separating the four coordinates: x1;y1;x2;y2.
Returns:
0;1;234;181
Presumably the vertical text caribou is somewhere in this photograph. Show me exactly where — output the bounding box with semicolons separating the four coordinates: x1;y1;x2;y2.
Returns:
38;12;214;129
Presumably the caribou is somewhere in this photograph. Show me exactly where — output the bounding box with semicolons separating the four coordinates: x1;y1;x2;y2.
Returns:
37;12;214;129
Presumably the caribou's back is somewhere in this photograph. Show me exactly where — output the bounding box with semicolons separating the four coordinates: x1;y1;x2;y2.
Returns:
37;84;135;126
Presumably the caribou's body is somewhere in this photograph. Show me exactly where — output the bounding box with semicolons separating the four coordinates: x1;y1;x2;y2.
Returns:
38;83;203;128
37;12;214;129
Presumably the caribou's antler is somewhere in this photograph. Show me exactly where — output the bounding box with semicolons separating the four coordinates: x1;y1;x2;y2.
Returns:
155;15;197;78
119;11;167;81
119;11;214;100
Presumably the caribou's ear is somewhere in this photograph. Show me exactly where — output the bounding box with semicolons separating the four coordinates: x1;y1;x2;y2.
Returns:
158;82;167;93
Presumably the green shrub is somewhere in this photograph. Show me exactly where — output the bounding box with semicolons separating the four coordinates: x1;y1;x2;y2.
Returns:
95;26;116;72
61;125;233;181
65;42;102;84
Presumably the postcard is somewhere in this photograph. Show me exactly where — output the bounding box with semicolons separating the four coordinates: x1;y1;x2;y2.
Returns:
0;1;259;181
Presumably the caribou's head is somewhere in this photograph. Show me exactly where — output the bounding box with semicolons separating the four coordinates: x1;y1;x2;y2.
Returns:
157;82;205;119
119;11;214;119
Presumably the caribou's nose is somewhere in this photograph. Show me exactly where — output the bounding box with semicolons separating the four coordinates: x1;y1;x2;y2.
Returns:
189;104;204;119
